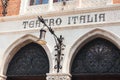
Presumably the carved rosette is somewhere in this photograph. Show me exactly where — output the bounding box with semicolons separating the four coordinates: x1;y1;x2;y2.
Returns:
47;73;71;80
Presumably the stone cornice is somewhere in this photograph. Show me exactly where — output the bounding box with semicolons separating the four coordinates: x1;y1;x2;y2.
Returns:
0;4;120;22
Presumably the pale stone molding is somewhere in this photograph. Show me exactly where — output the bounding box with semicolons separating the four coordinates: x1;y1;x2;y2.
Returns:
19;0;30;15
47;73;71;80
0;75;6;80
1;34;52;75
48;0;54;11
66;28;120;73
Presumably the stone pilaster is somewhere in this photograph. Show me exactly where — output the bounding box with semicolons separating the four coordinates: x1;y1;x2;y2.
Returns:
0;75;7;80
47;73;71;80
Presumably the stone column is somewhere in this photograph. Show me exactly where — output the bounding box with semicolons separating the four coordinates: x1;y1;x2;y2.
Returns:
0;75;7;80
47;73;71;80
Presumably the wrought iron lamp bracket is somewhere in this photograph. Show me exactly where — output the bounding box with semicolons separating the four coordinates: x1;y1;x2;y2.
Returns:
38;16;65;73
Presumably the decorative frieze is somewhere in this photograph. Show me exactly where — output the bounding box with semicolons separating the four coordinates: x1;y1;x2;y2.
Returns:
1;8;120;33
47;73;71;80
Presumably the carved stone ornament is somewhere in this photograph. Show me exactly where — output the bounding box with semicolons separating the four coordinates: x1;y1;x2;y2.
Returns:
71;38;120;74
47;73;71;80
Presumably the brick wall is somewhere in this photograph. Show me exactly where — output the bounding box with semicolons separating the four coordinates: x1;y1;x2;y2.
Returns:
0;1;3;16
113;0;120;4
0;0;21;17
0;0;120;17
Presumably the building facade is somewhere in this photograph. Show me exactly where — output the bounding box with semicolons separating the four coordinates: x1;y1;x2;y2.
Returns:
0;0;120;80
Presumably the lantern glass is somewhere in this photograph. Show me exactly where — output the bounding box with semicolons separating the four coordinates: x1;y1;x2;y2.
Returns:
37;29;47;45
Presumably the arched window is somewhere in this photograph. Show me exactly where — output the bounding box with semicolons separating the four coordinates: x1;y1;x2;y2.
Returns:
71;38;120;80
30;0;48;5
7;42;49;80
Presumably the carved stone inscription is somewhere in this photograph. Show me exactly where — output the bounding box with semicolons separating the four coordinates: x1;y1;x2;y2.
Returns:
22;13;105;29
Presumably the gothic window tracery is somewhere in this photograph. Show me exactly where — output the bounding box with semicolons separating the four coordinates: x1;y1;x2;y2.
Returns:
71;38;120;74
7;42;49;76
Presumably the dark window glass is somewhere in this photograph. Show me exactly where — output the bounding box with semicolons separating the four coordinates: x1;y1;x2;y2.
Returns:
42;0;48;4
53;0;69;3
30;0;48;5
30;0;34;5
71;38;120;74
7;42;49;76
35;0;40;5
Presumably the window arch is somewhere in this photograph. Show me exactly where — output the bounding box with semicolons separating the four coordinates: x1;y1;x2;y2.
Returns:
67;28;120;73
71;38;120;80
71;38;120;73
6;42;49;79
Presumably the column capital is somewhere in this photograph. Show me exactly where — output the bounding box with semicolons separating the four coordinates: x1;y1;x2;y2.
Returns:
47;73;71;80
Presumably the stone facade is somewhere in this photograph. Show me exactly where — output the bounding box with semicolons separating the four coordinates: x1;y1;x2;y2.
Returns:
47;73;71;80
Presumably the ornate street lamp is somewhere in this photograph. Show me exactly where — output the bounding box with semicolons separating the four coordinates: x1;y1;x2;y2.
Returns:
1;0;9;16
38;16;65;73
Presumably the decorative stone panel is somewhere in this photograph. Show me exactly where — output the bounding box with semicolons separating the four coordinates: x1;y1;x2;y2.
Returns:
47;73;71;80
